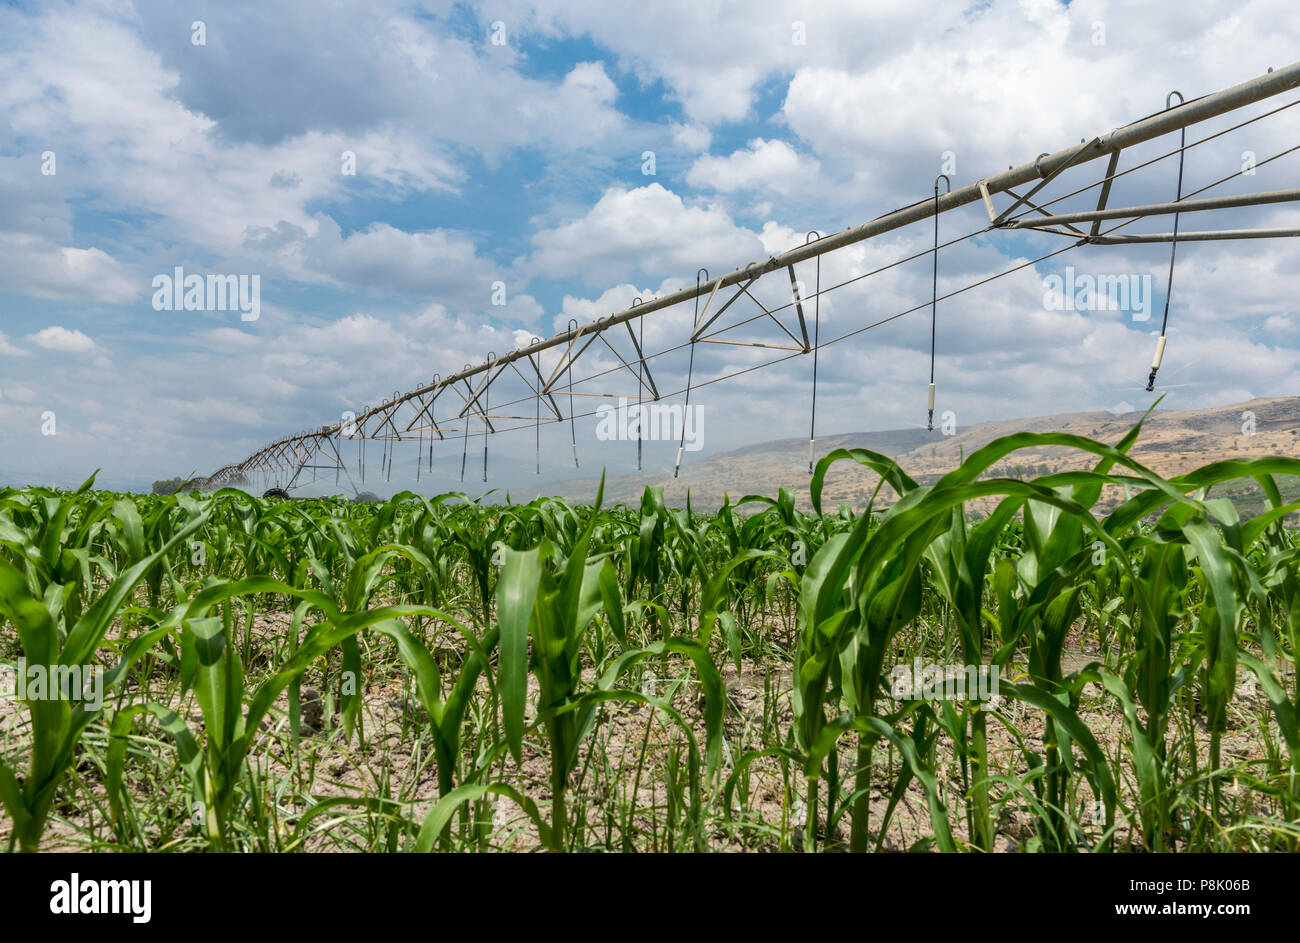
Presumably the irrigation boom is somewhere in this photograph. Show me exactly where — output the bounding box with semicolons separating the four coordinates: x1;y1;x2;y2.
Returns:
193;60;1300;492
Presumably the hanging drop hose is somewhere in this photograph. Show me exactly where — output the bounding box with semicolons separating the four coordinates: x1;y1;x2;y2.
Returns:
567;319;579;467
1148;91;1185;392
483;352;494;482
391;389;401;482
531;339;541;474
359;417;366;483
676;269;707;479
806;232;821;473
459;363;471;483
459;417;468;483
636;304;645;471
428;374;438;475
928;175;949;432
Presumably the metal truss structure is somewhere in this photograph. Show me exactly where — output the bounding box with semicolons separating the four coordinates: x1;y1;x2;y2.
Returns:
191;60;1300;493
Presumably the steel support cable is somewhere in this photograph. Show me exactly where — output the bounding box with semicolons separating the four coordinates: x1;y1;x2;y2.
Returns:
260;225;1077;468
242;220;1005;465
1072;138;1300;386
1080;141;1300;246
996;95;1300;225
441;237;1092;446
476;224;999;420
231;112;1300;476
230;119;1300;472
218;76;1300;479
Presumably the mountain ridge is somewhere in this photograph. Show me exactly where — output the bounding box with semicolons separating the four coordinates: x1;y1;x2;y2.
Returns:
536;396;1300;511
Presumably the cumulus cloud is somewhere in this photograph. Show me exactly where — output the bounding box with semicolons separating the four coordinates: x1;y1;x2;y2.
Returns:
0;236;137;304
529;184;765;286
670;123;712;152
686;139;821;195
29;326;96;353
1;0;1297;490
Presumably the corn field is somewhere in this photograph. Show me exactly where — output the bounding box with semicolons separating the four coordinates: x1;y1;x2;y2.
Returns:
2;422;1299;853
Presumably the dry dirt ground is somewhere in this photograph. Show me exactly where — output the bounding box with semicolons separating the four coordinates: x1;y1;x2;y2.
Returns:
1;612;1287;853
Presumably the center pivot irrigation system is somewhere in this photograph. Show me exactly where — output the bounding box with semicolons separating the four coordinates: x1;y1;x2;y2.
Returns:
191;60;1300;496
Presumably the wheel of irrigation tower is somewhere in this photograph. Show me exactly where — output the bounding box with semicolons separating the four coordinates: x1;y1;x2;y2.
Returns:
262;487;291;499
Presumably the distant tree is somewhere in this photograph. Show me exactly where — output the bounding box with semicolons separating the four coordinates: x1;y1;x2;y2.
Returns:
152;477;186;495
352;491;382;503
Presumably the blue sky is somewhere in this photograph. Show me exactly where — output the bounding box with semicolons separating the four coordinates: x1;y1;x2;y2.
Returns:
0;0;1297;492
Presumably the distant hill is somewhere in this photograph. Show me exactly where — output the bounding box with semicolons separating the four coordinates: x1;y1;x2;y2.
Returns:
539;396;1300;514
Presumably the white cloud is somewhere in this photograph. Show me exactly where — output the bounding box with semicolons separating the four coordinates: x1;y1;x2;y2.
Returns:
198;328;262;350
0;0;1297;489
1;386;38;404
529;184;764;286
686;139;820;195
0;235;137;304
29;326;96;353
671;123;712;152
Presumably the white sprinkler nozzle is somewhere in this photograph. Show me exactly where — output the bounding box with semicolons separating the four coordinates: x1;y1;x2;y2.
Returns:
1151;335;1167;370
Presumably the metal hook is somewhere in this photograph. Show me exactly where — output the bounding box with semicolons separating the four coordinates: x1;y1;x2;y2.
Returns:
1166;90;1184;109
935;174;951;196
1033;153;1051;178
805;230;821;244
